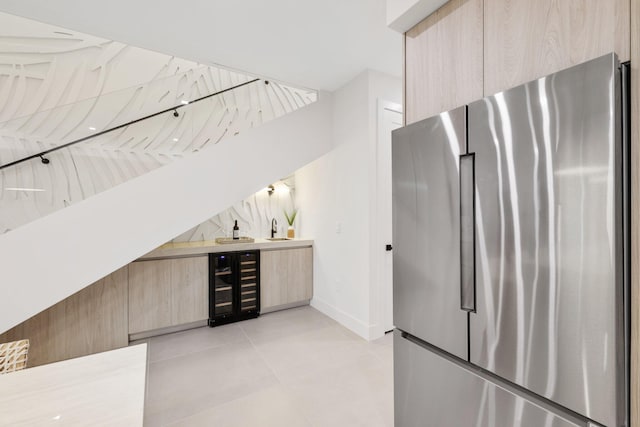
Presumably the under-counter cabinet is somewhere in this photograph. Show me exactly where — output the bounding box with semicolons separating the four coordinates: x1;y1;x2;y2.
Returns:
260;247;313;313
1;241;314;366
0;267;129;368
128;256;208;339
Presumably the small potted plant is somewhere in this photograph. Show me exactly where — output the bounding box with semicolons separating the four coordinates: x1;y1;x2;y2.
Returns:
284;209;298;239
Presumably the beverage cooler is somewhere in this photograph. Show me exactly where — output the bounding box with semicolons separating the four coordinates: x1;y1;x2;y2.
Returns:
209;250;260;326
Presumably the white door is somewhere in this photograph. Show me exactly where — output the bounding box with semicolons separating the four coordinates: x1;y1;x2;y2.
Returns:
377;100;402;334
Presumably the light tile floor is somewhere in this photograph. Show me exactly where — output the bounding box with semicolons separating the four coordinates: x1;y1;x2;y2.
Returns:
136;306;394;427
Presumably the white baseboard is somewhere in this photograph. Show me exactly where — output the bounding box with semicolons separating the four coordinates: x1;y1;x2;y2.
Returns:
368;323;387;341
310;297;374;340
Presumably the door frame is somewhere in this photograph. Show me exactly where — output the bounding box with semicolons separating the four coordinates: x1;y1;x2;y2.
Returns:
371;99;403;340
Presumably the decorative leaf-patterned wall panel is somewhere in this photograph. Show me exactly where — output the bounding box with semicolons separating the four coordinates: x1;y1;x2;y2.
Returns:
171;177;297;242
0;13;317;233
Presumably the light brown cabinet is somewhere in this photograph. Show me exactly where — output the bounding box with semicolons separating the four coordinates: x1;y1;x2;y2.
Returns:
0;245;314;366
128;256;208;337
260;247;313;313
0;267;129;367
405;0;630;124
483;0;630;96
405;0;484;124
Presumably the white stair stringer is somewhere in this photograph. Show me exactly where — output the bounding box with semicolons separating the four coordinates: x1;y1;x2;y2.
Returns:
0;92;333;334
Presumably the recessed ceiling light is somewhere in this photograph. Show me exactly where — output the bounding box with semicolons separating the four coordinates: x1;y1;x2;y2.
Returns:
52;415;61;421
172;138;179;142
5;187;45;192
88;126;96;131
180;100;189;105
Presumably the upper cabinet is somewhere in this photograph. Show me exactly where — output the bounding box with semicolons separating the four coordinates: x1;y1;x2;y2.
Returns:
484;0;630;96
404;0;630;122
405;0;484;124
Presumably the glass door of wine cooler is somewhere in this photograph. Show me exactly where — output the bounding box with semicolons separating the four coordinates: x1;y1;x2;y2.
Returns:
238;252;259;313
209;250;260;326
210;254;235;323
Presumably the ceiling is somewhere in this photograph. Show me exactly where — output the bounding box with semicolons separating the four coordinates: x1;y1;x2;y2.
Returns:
0;0;402;91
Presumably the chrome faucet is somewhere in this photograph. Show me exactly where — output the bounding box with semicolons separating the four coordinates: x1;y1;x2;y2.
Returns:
271;218;277;238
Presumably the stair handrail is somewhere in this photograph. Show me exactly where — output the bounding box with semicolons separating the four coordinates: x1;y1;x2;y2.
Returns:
0;78;260;170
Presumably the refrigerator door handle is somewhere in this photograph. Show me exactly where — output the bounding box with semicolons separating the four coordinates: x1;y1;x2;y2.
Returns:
459;153;476;312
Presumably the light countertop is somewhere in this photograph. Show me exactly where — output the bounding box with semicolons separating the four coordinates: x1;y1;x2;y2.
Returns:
0;344;147;426
138;238;314;260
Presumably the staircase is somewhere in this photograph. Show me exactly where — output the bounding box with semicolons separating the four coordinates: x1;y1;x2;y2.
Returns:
0;13;333;334
0;66;317;233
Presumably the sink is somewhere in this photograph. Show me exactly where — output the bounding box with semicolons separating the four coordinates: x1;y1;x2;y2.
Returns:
266;237;291;241
215;237;255;244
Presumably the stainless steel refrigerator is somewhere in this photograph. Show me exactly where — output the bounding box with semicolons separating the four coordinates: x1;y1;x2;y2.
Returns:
392;53;630;427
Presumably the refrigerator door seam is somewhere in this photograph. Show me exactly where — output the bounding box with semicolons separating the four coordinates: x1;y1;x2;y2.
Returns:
399;331;594;427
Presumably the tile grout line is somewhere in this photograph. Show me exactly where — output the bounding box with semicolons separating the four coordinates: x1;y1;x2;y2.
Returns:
146;308;388;427
143;325;243;365
144;326;255;427
151;327;273;427
238;324;281;382
237;321;318;427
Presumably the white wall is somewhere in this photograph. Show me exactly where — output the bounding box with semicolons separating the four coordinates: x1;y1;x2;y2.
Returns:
0;93;333;334
296;71;401;340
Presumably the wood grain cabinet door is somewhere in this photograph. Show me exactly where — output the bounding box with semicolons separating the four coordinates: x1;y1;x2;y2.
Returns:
260;250;287;311
484;0;629;96
128;256;207;335
260;247;313;312
405;0;483;124
128;259;172;334
286;247;313;303
170;257;208;326
0;267;129;367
